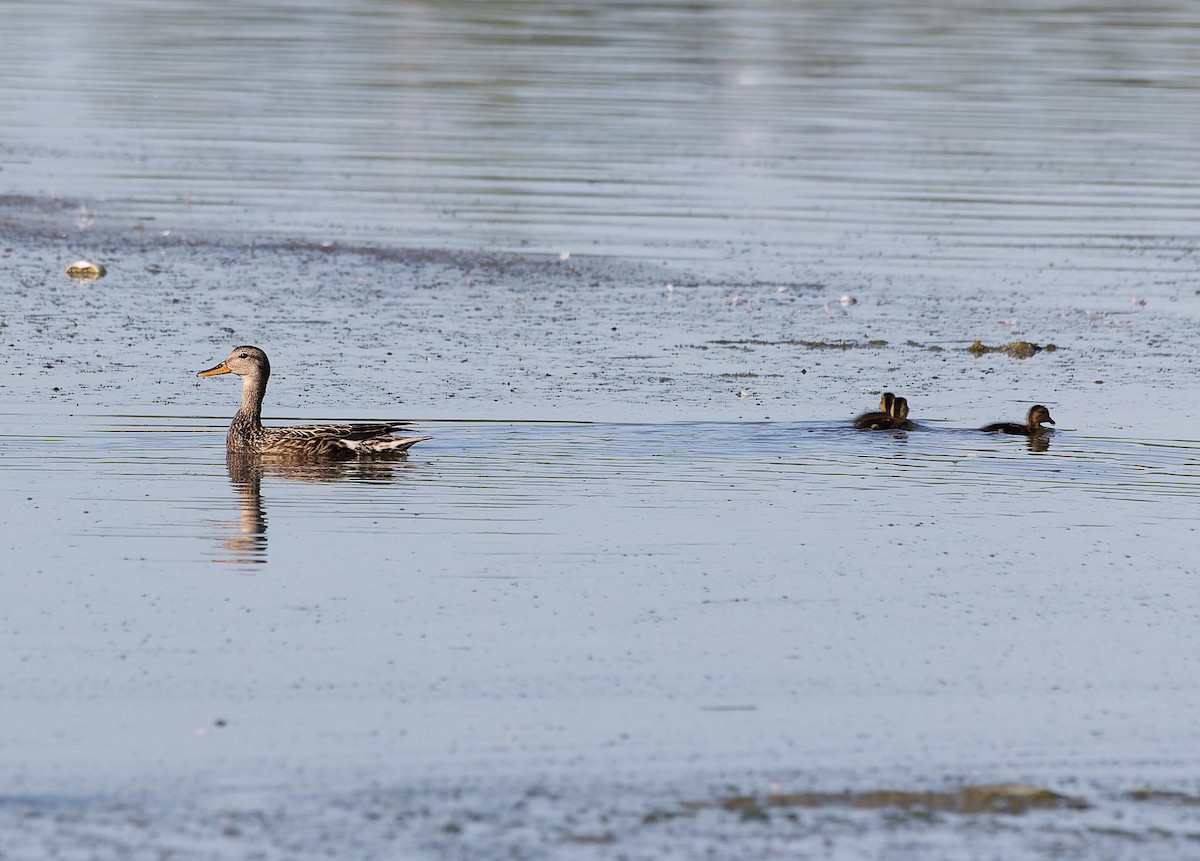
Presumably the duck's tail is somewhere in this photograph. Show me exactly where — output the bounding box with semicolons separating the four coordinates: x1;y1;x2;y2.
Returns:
343;434;433;455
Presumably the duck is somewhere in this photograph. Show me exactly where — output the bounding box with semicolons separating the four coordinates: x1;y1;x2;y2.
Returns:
197;345;431;457
853;391;894;429
889;396;916;431
853;391;911;430
980;404;1055;435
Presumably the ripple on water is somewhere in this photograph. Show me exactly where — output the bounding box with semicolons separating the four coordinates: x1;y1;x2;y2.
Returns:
4;1;1200;276
5;414;1200;535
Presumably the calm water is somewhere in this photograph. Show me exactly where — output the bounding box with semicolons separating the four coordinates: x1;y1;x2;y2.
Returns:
4;0;1200;856
4;410;1199;780
3;0;1200;278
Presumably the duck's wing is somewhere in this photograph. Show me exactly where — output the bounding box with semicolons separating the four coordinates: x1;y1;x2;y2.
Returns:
279;421;417;440
263;422;432;456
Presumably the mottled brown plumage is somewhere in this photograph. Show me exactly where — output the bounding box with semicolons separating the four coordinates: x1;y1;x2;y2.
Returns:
980;405;1055;435
198;346;431;457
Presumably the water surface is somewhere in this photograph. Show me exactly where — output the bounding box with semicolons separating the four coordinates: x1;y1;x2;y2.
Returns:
4;0;1200;856
3;0;1199;279
5;409;1200;781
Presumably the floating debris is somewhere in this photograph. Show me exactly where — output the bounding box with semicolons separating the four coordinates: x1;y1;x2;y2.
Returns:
65;260;106;280
1127;788;1200;805
966;340;1056;359
839;294;857;307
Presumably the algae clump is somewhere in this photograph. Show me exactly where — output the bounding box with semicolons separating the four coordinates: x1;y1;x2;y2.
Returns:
967;340;1057;359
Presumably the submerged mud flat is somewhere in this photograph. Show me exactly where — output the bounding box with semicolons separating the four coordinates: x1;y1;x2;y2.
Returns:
3;199;1200;434
2;210;1200;856
2;777;1200;860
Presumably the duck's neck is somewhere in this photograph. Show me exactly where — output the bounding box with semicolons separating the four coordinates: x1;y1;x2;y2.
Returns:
233;371;267;432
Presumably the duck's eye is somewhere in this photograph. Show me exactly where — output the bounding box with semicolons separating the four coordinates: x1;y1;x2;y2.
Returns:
238;353;248;358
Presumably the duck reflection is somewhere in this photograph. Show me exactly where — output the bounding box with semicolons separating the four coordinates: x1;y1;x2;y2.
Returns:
215;451;421;565
1026;434;1052;453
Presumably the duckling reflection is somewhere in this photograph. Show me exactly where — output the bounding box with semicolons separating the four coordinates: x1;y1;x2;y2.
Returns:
215;451;421;565
1025;433;1052;453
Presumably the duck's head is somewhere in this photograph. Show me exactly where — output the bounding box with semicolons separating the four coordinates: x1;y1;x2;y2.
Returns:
891;397;910;422
198;345;271;380
879;392;896;414
1028;405;1055;429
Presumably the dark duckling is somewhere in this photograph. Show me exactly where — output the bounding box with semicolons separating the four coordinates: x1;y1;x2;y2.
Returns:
854;392;912;430
889;396;916;431
980;404;1055;435
853;392;896;430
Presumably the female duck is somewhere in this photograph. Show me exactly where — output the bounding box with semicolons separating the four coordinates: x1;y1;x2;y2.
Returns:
198;346;431;457
980;405;1055;435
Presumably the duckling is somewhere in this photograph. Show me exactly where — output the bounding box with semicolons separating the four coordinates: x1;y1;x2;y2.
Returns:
853;392;897;429
980;404;1055;435
198;345;431;457
889;396;916;431
854;391;914;430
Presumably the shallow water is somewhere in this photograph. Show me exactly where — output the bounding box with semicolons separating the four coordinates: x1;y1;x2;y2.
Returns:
5;0;1200;856
4;194;1200;861
5;402;1200;855
6;407;1200;769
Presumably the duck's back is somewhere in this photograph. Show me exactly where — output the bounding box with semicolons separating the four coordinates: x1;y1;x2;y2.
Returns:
980;421;1029;435
854;411;897;430
261;422;431;457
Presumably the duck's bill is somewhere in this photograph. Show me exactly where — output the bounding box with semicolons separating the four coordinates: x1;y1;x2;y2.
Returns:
197;362;232;377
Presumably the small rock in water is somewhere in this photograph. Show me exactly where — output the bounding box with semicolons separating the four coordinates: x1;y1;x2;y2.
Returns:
65;260;106;280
